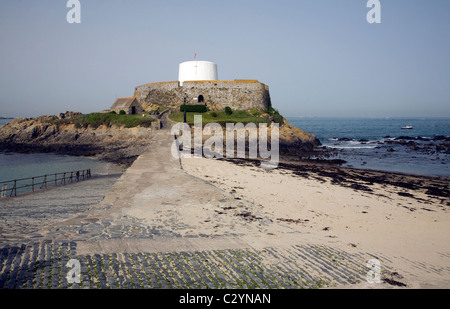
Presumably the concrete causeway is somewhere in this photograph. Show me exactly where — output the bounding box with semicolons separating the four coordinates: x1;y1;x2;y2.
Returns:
0;129;439;289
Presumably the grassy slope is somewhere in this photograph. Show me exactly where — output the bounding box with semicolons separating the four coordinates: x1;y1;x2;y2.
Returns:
169;110;272;126
48;113;156;129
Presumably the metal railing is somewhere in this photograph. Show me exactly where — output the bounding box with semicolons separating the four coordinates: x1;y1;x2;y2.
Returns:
0;169;91;198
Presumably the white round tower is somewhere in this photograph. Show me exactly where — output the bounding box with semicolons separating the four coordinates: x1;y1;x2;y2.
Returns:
178;61;218;86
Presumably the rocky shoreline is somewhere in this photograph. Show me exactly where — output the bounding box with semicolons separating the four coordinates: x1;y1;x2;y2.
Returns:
226;157;450;201
0;112;324;168
329;135;450;155
0;113;158;168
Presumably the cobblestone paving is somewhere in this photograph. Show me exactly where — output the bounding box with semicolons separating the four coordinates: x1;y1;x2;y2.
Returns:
1;240;391;289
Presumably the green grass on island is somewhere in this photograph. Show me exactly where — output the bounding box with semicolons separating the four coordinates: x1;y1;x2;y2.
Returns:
47;107;284;129
169;108;284;126
48;112;156;129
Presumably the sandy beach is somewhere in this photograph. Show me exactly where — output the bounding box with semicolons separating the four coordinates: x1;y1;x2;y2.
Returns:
181;156;450;288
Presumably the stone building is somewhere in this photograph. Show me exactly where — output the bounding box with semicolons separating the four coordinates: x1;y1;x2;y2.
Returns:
110;97;143;115
133;60;272;112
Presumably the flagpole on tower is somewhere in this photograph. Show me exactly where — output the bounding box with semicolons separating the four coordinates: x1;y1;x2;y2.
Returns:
194;53;198;77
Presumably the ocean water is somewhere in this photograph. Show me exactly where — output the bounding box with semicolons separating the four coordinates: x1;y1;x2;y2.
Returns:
287;117;450;178
0;118;124;196
0;119;12;126
0;152;123;182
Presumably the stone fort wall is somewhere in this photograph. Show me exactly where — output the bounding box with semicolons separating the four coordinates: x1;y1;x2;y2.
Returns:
134;80;272;111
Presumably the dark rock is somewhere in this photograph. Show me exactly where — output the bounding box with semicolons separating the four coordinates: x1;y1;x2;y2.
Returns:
425;186;450;198
57;111;82;120
396;136;416;140
398;192;414;198
433;135;449;141
382;278;407;287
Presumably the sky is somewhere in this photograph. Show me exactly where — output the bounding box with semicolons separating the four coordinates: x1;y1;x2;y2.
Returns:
0;0;449;118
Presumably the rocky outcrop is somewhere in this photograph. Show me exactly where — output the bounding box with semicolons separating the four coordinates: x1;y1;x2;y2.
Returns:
0;112;322;167
0;113;158;167
186;117;322;160
278;118;321;158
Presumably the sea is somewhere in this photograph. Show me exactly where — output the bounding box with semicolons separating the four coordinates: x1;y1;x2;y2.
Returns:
0;118;124;195
287;117;450;178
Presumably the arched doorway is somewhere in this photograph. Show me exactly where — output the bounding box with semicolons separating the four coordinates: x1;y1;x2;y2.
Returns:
198;95;204;103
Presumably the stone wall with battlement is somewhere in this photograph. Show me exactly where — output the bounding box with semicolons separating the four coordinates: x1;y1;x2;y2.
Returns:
134;80;272;111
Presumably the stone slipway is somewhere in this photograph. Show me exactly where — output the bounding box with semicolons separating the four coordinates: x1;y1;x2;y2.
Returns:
68;129;331;254
58;128;269;249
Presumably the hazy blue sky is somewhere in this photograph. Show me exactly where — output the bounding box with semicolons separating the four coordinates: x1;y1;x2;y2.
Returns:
0;0;449;118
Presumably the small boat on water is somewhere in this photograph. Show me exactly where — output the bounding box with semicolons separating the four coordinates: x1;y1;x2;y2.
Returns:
401;125;414;130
